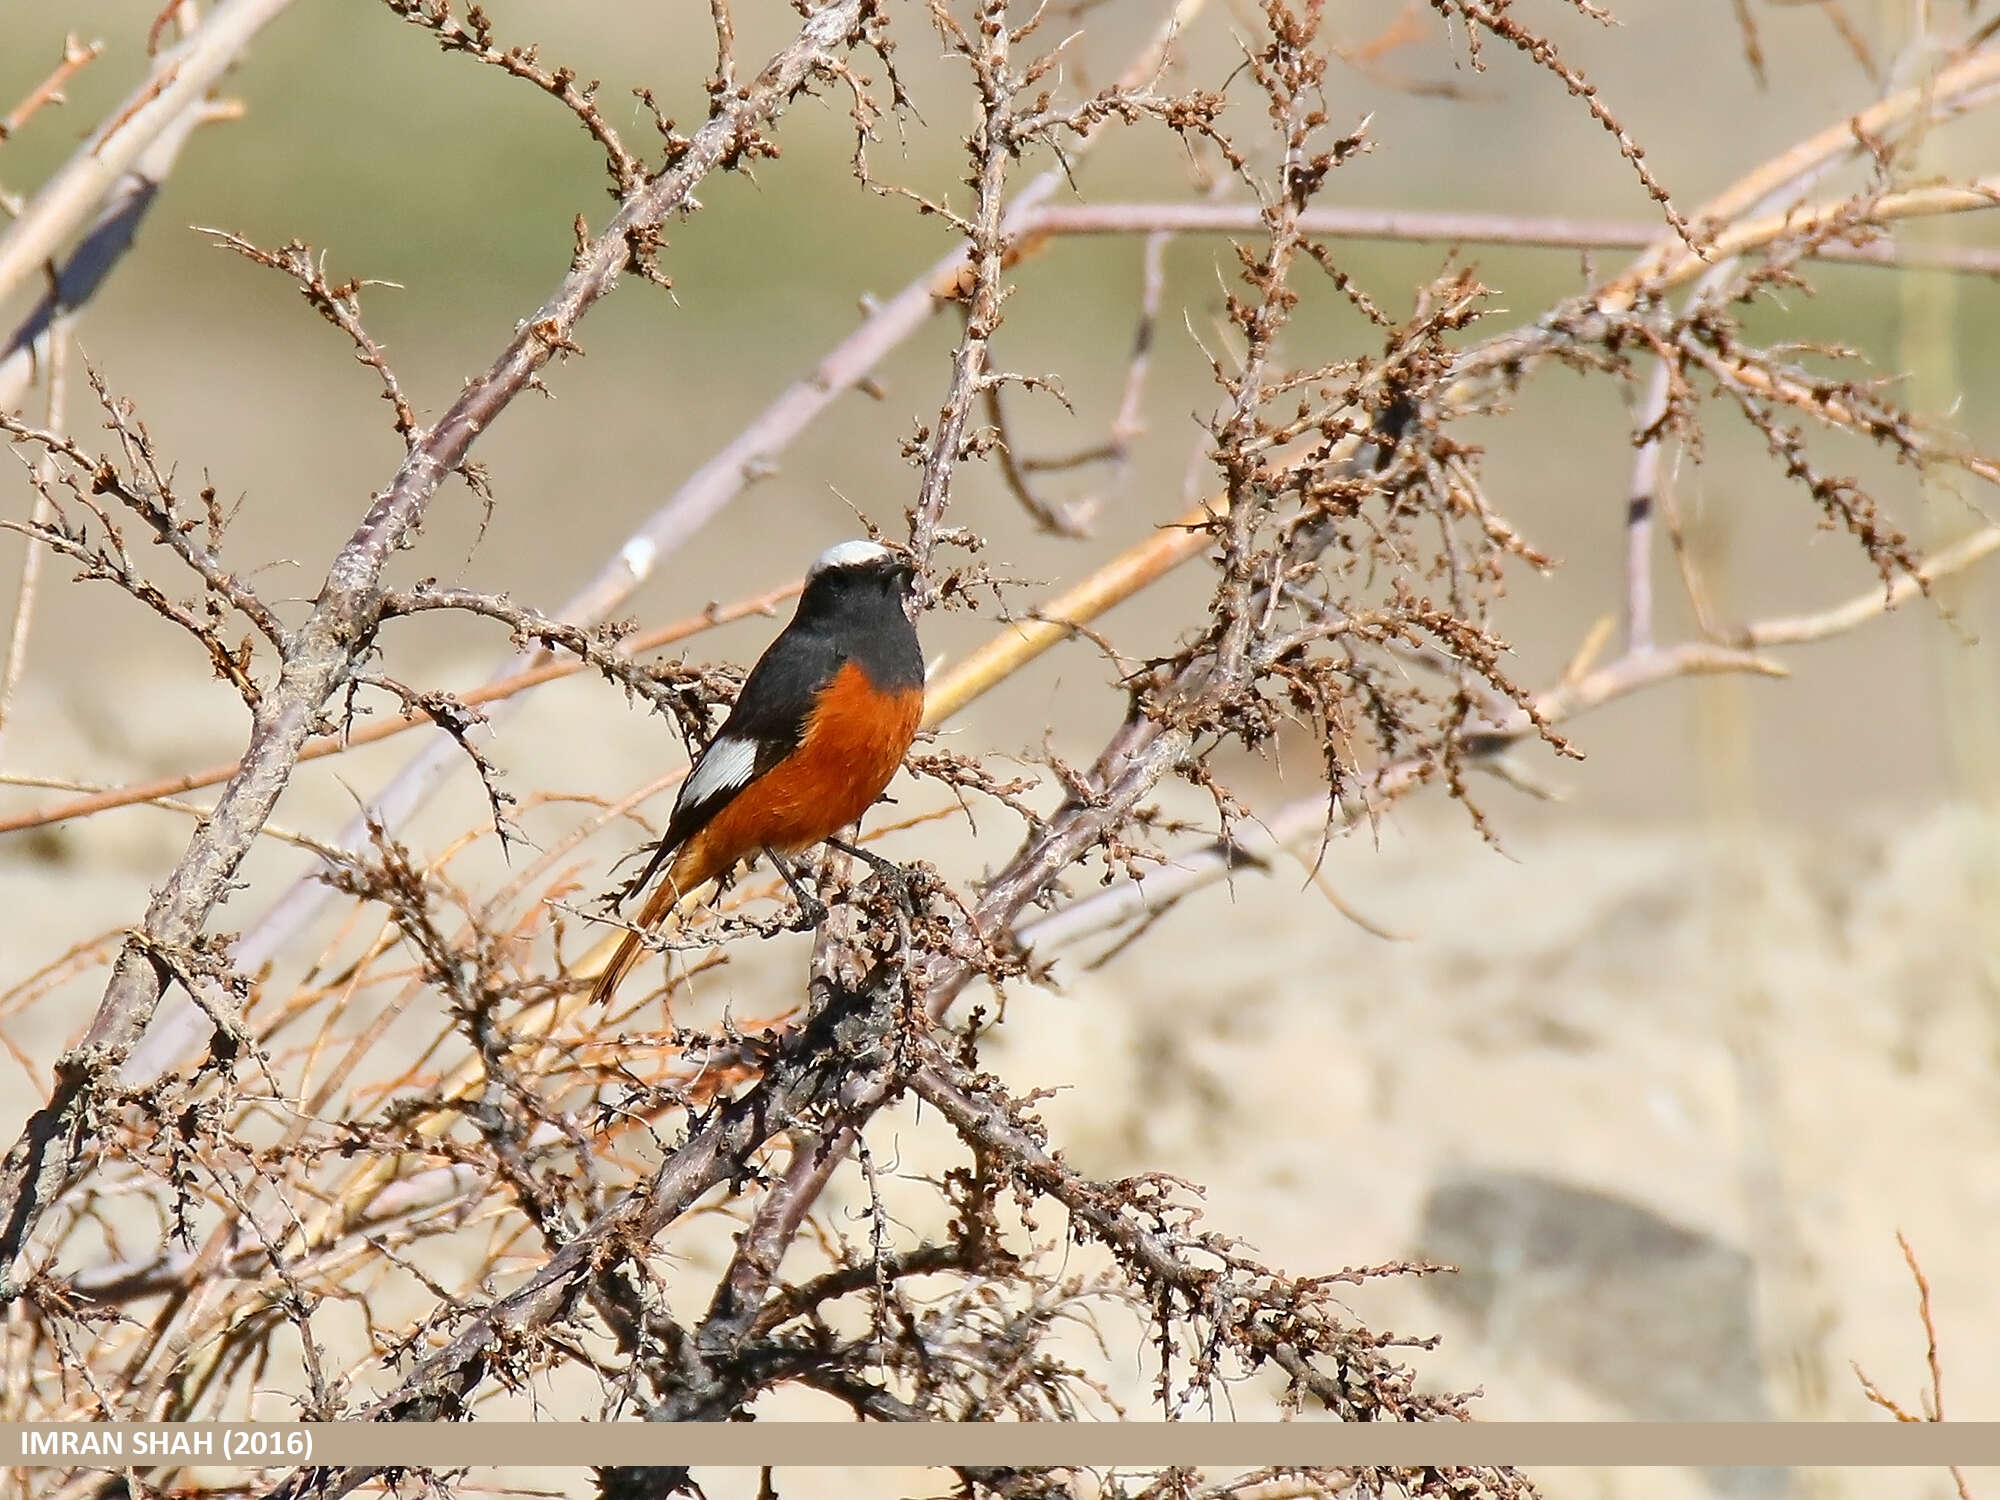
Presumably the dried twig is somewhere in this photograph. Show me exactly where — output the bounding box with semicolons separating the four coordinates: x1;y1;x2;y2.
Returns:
0;580;800;837
1023;199;2000;274
0;328;68;758
0;34;103;145
0;0;299;309
1853;1234;1973;1500
383;1;646;195
0;0;882;1295
119;0;1215;1090
0;102;224;413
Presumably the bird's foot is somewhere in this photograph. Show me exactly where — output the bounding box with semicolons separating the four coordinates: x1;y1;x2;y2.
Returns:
766;849;830;931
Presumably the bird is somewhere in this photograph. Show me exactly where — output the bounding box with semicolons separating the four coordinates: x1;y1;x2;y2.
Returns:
591;538;926;1007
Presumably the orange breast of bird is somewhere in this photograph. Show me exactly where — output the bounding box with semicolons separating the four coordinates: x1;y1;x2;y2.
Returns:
671;660;924;891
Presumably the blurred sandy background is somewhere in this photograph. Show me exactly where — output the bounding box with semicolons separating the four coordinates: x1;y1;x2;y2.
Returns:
2;0;1998;1496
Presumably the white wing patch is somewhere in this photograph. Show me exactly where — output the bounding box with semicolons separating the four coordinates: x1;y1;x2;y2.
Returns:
677;733;758;820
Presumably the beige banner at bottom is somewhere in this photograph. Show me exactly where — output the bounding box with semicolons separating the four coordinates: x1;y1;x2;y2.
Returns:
5;1422;2000;1470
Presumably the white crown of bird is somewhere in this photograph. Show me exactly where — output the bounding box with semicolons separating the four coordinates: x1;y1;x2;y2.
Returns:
807;538;897;578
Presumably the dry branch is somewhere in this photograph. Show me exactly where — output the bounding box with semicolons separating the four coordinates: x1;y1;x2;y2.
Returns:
0;0;297;310
259;972;913;1500
0;580;801;836
110;0;1222;1096
1604;42;2000;308
0;101;222;414
0;34;103;145
1852;1234;1974;1500
0;0;881;1295
0;330;69;760
105;0;1216;1104
1022;199;2000;274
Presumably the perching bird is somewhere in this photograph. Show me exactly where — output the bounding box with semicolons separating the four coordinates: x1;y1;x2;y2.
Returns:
591;539;924;1006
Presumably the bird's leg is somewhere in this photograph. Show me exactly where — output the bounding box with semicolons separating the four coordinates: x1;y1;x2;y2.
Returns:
765;848;828;931
823;836;903;878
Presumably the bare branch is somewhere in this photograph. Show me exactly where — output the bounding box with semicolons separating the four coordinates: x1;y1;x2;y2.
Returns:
117;0;1216;1090
1852;1234;1974;1500
1022;197;2000;275
382;1;645;196
0;326;69;760
0;0;300;310
9;0;1999;1475
0;34;104;144
903;0;1028;572
0;578;796;838
0;0;882;1297
202;232;420;446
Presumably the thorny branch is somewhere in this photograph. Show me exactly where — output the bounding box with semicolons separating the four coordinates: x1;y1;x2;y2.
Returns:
0;0;882;1297
204;232;422;447
2;378;288;708
383;0;648;197
108;0;1219;1101
0;579;801;837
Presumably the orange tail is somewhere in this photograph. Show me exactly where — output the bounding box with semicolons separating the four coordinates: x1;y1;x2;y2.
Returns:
592;864;692;1007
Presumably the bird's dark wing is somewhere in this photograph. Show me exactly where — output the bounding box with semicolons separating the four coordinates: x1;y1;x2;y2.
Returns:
619;622;844;902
